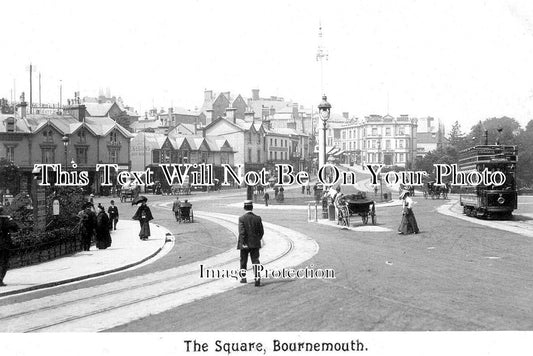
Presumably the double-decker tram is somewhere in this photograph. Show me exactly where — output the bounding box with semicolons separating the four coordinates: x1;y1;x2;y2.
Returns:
458;145;517;219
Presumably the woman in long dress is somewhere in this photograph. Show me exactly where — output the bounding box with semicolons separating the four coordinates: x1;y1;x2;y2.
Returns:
95;206;112;249
398;191;419;234
132;200;153;240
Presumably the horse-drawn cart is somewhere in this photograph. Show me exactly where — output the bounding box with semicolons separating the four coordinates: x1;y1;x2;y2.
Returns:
177;202;194;223
337;195;377;226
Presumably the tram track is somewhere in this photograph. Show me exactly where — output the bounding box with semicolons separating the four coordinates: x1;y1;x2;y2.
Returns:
0;212;300;332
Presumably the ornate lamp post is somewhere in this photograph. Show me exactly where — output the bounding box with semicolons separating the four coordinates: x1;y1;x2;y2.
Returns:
62;135;69;169
318;95;331;168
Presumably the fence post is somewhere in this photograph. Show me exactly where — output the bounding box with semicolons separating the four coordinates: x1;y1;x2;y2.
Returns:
315;202;318;222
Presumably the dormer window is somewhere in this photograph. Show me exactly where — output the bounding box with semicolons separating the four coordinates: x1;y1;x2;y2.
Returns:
110;131;118;143
6;117;15;132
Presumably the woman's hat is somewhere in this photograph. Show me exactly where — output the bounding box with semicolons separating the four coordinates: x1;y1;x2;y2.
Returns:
399;190;409;199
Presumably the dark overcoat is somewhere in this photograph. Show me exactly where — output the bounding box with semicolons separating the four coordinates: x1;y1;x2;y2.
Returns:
237;212;264;250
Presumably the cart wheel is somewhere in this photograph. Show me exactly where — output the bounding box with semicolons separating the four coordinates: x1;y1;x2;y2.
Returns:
362;213;368;225
371;213;377;225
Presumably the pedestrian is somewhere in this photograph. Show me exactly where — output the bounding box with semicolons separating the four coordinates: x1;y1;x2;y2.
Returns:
301;184;305;194
0;206;19;287
306;180;311;195
277;186;285;202
398;191;419;235
78;203;96;251
132;198;153;240
95;205;112;249
274;186;279;199
263;190;270;207
172;196;181;222
237;200;264;287
108;200;119;230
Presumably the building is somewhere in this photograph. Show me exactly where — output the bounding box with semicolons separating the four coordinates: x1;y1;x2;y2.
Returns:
0;99;133;195
129;131;235;187
265;127;310;172
334;114;418;168
201;108;266;172
415;117;446;157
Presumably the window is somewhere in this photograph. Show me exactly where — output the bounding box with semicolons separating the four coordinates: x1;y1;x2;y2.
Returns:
257;134;261;145
5;145;15;161
110;131;118;143
78;130;86;143
43;129;54;142
386;127;391;136
342;131;346;139
42;148;55;164
270;138;273;146
275;139;277;146
221;152;229;165
201;151;208;163
152;149;160;163
248;132;252;144
398;140;404;148
257;149;261;162
275;151;278;160
6;118;15;133
76;147;88;164
248;148;252;163
372;140;376;149
372;127;378;136
386;140;391;149
399;126;405;135
270;151;273;160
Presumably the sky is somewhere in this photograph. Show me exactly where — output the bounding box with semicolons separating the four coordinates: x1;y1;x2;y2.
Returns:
2;0;533;132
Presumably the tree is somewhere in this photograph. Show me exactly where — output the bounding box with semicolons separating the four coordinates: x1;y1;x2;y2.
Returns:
516;119;533;188
467;117;521;145
448;121;468;151
0;158;20;196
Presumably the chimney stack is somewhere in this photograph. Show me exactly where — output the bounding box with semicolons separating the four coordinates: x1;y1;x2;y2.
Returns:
206;109;215;126
244;110;255;123
78;104;86;122
252;89;260;101
226;107;236;123
18;100;28;119
204;90;213;102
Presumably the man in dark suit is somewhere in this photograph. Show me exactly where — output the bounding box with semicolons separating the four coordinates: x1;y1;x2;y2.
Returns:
237;200;264;287
108;200;119;230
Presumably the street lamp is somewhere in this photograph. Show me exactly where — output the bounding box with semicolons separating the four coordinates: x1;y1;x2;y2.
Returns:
318;95;331;168
62;135;69;169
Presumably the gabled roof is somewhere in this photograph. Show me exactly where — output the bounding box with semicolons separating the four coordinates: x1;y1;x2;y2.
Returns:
84;102;117;117
133;132;167;150
84;116;134;138
203;116;245;133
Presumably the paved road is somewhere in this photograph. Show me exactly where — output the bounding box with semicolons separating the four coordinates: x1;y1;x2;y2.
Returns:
1;189;532;331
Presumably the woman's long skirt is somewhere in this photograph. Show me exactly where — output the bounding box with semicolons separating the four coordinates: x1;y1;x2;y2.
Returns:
398;209;419;234
139;221;151;239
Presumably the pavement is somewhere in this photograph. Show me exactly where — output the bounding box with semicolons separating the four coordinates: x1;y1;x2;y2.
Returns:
0;220;170;298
